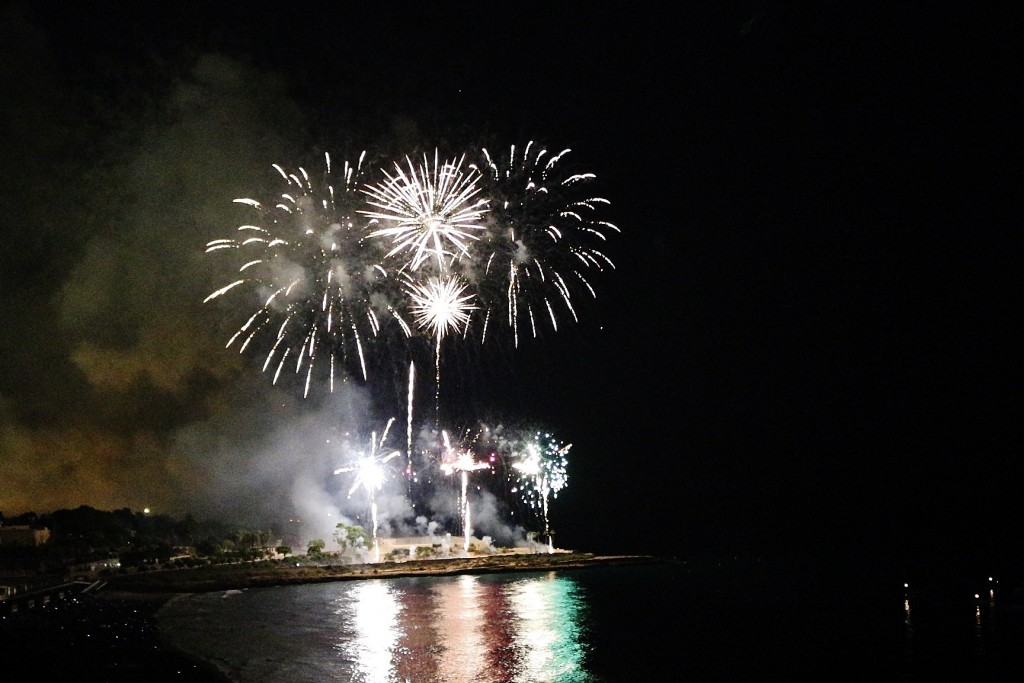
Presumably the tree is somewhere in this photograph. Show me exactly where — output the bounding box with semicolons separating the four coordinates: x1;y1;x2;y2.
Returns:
333;523;369;552
306;538;326;556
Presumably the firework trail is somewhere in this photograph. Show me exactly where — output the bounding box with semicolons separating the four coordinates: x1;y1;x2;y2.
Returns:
512;431;570;553
334;417;403;561
467;142;619;348
406;361;415;488
204;152;412;396
440;429;491;554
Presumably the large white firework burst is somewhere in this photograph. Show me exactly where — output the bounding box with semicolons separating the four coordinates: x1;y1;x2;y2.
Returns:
361;150;489;273
203;153;411;396
466;141;620;347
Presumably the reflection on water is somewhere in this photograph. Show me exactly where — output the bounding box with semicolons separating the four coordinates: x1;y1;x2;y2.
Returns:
162;571;592;683
158;561;1024;681
433;575;490;680
340;572;588;683
345;580;401;682
509;572;587;682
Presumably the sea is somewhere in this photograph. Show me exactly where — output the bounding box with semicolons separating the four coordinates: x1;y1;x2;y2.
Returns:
156;554;1024;682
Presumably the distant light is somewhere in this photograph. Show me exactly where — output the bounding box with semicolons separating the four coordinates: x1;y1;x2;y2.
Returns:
143;507;151;515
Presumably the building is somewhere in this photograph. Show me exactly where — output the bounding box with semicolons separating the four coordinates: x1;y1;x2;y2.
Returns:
0;526;51;546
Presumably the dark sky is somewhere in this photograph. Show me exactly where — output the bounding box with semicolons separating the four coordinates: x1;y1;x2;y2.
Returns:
1;3;1018;561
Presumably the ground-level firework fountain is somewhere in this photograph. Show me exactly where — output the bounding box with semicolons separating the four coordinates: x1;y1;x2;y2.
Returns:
513;432;570;554
439;431;491;555
334;419;402;562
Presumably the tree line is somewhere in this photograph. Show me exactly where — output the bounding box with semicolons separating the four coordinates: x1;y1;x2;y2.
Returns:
0;506;289;574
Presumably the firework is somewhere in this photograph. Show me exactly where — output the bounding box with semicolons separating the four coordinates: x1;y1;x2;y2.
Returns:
512;431;570;553
334;417;403;561
204;152;412;396
203;142;616;555
361;150;489;273
440;430;491;554
466;142;619;348
405;361;415;485
406;273;477;342
406;273;477;421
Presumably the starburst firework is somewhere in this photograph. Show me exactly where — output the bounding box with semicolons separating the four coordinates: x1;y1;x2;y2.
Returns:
467;142;619;347
512;430;570;552
361;150;489;273
334;418;403;561
406;274;477;341
204;153;410;396
440;429;491;553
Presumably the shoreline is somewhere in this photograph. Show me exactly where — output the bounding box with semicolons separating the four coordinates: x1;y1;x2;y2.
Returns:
96;552;663;683
99;551;665;595
0;552;662;682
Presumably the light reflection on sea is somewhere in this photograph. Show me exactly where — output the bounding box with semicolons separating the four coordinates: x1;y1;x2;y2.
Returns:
158;559;1024;681
158;570;593;683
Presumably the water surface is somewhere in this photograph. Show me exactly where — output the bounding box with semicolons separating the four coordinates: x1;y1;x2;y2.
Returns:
158;559;1024;681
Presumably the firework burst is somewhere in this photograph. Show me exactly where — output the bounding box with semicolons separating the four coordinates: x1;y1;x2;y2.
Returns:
466;142;619;348
334;417;403;561
406;273;477;420
204;152;411;396
512;430;570;553
406;273;477;341
361;150;489;273
440;429;491;553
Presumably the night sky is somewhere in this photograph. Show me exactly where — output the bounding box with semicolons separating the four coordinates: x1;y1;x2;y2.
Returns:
1;4;1018;561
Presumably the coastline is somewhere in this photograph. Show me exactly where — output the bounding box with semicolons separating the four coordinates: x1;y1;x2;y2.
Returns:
52;552;662;682
98;551;665;594
1;586;231;682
